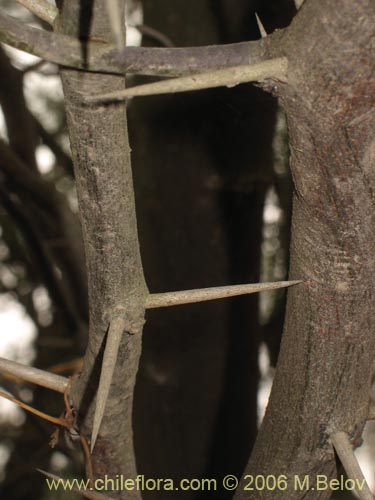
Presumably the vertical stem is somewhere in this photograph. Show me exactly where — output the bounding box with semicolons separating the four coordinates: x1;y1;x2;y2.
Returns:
56;1;147;494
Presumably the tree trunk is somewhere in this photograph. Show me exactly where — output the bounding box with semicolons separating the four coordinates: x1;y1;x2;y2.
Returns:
237;1;375;498
56;1;147;496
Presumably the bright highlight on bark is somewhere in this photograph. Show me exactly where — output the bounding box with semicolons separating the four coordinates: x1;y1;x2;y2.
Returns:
330;431;373;500
91;279;303;451
88;58;288;102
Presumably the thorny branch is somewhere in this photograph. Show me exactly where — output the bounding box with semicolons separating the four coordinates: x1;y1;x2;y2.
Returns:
0;8;275;76
89;57;288;101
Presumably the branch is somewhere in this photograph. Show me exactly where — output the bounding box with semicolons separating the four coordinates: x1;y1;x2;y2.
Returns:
0;9;273;76
91;316;127;452
16;0;57;25
146;280;302;308
0;357;68;393
88;58;288;101
330;431;373;500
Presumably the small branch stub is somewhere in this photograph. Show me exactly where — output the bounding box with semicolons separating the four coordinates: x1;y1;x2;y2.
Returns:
91;315;128;452
331;431;373;500
88;57;288;102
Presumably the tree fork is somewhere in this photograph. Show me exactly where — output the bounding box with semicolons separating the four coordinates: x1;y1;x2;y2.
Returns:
236;0;375;498
56;1;147;496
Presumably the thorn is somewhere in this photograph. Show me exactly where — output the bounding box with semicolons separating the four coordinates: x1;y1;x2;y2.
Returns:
255;13;267;38
0;356;68;393
0;389;70;428
330;431;373;500
37;469;114;500
87;57;288;102
106;0;125;49
145;280;303;309
91;316;127;451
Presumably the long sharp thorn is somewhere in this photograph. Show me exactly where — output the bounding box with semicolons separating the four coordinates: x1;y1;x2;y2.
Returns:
91;316;127;451
255;13;267;38
87;58;288;102
331;431;373;500
146;280;303;309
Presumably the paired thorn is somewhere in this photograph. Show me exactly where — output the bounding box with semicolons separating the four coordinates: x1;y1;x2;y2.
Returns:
146;280;303;309
330;431;373;500
87;57;288;102
255;13;267;38
294;0;305;9
91;316;127;452
0;357;68;393
91;279;302;450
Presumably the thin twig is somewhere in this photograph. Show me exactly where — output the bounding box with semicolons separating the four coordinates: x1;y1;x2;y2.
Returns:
37;469;114;500
16;0;57;25
331;431;373;500
146;280;303;309
295;0;305;9
0;357;68;393
0;389;70;428
88;57;288;101
91;316;127;451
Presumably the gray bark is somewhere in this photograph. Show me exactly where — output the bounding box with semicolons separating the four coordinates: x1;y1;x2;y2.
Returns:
56;1;147;496
236;1;375;498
